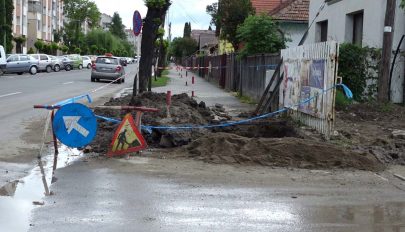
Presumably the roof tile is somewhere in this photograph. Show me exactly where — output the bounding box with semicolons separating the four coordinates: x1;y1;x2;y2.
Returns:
269;0;310;22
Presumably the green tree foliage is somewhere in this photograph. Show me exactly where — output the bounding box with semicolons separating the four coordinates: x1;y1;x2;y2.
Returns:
13;36;26;53
63;0;100;48
109;12;127;40
183;22;191;38
339;43;381;101
34;40;45;53
206;0;254;49
60;45;69;54
0;0;14;53
64;0;100;27
169;37;198;61
236;15;286;57
85;29;134;57
27;47;35;54
50;42;59;55
401;0;405;8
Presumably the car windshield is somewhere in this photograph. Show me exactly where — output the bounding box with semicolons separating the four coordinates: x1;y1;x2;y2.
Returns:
96;57;118;65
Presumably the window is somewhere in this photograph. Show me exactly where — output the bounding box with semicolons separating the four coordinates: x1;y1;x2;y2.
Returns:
352;12;364;45
20;55;29;61
316;20;328;42
40;55;48;60
7;56;19;62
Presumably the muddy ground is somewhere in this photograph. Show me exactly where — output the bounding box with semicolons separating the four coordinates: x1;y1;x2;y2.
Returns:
87;92;404;172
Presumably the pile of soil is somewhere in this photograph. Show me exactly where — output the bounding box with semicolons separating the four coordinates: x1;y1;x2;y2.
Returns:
91;92;213;153
157;133;383;172
333;102;405;165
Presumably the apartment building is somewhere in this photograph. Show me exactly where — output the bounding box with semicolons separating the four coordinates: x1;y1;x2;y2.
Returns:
11;0;64;53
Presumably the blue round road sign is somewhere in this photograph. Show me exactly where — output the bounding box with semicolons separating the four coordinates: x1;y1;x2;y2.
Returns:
133;10;142;36
53;103;97;148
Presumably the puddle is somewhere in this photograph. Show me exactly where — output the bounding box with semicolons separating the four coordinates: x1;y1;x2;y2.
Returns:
0;145;83;232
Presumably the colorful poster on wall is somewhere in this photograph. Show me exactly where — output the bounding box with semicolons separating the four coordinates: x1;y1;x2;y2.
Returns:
309;59;325;89
280;60;301;110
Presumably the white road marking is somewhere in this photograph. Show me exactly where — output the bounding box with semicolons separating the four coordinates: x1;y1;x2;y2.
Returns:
0;92;22;98
7;76;16;79
63;81;74;85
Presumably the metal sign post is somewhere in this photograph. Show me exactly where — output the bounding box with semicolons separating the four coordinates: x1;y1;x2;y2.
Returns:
133;10;142;95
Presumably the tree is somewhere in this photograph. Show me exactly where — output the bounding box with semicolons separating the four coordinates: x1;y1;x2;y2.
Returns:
169;37;198;61
34;40;45;53
64;0;100;48
0;0;14;53
208;25;212;31
236;15;286;57
60;45;69;54
13;36;26;54
109;12;127;40
183;22;191;38
90;45;98;54
50;42;59;55
207;0;254;50
134;0;171;96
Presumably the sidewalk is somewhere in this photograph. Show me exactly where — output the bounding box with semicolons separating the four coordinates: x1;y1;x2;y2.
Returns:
153;65;255;116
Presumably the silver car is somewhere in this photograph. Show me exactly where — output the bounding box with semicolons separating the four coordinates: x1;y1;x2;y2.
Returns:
91;56;125;83
5;54;39;75
30;54;53;73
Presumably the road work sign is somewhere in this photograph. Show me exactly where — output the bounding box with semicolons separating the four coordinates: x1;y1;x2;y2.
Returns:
108;113;147;157
53;103;97;148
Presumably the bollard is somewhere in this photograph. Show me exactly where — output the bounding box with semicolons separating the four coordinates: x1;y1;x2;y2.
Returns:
192;91;195;97
186;81;188;86
186;71;188;77
192;76;195;84
166;91;171;118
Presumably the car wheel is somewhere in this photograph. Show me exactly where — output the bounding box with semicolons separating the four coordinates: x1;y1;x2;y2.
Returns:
46;65;52;73
65;65;72;71
87;64;91;69
17;72;24;75
122;77;125;83
54;65;60;72
29;66;38;75
78;64;83;70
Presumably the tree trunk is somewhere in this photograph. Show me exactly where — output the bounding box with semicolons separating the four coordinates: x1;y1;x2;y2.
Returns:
156;37;166;77
135;1;170;94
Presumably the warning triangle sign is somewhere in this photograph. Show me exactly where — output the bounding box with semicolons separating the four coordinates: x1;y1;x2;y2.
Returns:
107;113;147;157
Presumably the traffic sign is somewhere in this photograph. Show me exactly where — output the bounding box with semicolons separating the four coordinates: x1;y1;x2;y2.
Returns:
52;103;97;148
133;10;142;36
107;113;147;157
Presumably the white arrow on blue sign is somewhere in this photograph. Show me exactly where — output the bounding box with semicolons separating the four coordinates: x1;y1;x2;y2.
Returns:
53;103;97;148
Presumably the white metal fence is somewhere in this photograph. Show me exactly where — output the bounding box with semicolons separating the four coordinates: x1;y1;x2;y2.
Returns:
279;41;339;138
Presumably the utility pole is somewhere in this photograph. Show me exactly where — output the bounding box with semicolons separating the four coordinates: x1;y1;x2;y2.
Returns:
378;0;396;102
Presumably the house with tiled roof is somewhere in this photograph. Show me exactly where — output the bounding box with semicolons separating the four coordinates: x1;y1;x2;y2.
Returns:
268;0;310;47
251;0;310;48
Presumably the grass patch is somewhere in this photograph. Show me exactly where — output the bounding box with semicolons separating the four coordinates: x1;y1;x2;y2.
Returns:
152;70;170;88
234;92;257;105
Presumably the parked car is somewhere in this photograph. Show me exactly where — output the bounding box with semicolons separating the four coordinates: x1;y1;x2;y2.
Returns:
0;45;6;75
66;54;83;69
50;56;64;72
82;56;92;69
91;55;125;83
119;57;128;66
125;57;132;64
30;54;53;73
5;54;39;75
58;56;73;71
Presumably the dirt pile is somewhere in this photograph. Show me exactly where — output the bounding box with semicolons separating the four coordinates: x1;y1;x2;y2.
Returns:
333;102;405;165
161;133;383;171
90;92;214;153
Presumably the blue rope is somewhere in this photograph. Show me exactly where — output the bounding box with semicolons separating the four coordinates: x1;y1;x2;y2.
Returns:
95;84;353;133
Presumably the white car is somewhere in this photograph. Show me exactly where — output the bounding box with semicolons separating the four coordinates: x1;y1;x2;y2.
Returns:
82;56;92;69
0;45;6;75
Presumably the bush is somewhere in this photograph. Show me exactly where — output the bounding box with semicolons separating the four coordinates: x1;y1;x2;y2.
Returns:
27;47;35;54
338;43;381;101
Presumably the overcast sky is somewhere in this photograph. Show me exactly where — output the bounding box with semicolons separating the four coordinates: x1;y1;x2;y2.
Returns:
93;0;217;39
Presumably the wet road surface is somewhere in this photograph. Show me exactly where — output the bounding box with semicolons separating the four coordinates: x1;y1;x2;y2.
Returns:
26;156;405;232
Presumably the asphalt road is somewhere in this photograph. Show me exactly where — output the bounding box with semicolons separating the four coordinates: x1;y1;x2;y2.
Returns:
0;64;137;190
0;64;137;161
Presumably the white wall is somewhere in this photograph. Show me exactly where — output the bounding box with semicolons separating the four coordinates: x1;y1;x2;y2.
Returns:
307;0;405;103
280;22;308;48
